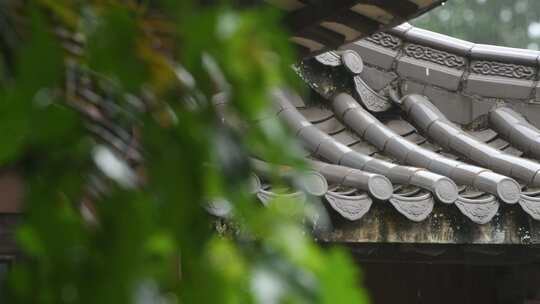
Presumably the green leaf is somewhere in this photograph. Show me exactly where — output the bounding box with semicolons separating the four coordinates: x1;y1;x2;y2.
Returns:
86;7;149;93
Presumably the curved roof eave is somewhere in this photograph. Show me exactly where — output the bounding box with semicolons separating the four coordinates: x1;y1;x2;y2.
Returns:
389;23;540;63
342;23;540;105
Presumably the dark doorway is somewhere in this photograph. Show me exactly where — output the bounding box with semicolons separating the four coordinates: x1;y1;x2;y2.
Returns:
360;262;540;304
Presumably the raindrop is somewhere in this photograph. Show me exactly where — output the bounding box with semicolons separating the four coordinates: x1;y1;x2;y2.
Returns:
500;9;512;23
515;1;528;14
529;22;540;38
438;10;451;22
464;9;474;23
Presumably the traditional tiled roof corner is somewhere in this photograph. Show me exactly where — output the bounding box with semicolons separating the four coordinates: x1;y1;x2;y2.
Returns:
204;30;540;244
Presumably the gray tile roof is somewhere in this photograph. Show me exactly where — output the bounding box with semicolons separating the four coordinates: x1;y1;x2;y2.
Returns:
208;29;540;244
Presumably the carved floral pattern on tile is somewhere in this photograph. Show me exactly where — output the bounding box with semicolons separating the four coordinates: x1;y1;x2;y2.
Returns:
404;44;466;68
471;61;535;80
366;32;402;49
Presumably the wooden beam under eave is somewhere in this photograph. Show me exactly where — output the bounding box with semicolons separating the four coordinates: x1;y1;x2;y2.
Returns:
285;0;420;35
325;10;381;35
298;25;346;49
363;0;419;20
285;0;360;35
0;169;23;214
0;214;20;257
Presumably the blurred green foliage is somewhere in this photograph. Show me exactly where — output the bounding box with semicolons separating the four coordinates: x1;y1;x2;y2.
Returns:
414;0;540;50
0;1;369;303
